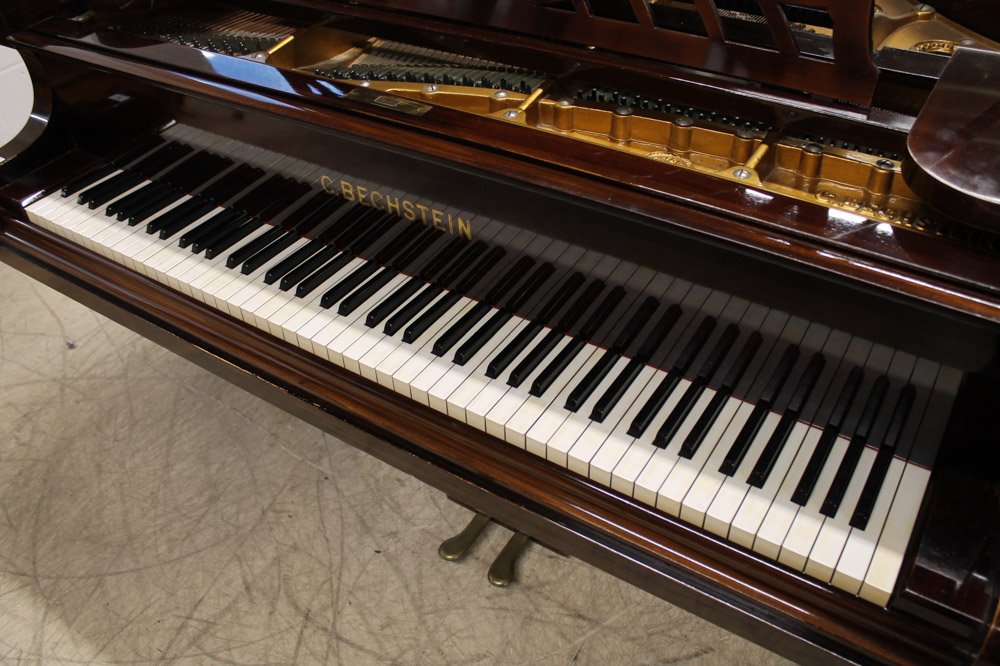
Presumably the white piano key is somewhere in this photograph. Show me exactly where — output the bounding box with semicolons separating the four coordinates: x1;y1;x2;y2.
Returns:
753;425;823;560
804;446;877;582
703;410;782;537
483;333;572;441
517;345;602;455
778;434;851;571
677;400;755;525
382;300;478;397
587;365;663;487
657;394;742;517
729;421;811;549
859;464;930;606
569;364;658;478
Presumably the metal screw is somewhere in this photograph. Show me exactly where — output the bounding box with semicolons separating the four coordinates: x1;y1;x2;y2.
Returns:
674;116;694;127
804;143;824;154
876;158;895;170
357;80;371;87
615;106;634;116
734;169;752;179
424;84;439;93
493;90;510;99
503;109;521;119
737;128;756;140
558;98;574;106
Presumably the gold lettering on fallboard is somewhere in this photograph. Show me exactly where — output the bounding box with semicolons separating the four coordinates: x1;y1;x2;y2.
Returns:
385;194;401;216
432;209;446;231
339;180;355;201
327;177;474;238
415;203;430;224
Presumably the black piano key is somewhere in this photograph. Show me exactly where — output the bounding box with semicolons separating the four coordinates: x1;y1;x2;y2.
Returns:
280;246;340;291
402;291;463;343
558;280;606;333
130;141;192;177
61;163;116;198
718;332;764;393
295;252;355;298
508;328;562;388
325;206;379;250
791;367;864;505
484;256;534;306
530;336;587;397
456;246;507;294
635;304;683;362
536;272;585;324
192;212;250;254
127;189;185;226
505;262;555;312
348;213;398;255
375;223;423;265
590;357;644;423
565;348;620;412
718;345;800;476
454;310;511;365
758;344;800;406
367;276;424;327
80;172;146;208
746;412;797;487
161;151;234;193
383;285;442;335
203;218;265;259
433;301;492;356
180;208;240;249
849;385;915;529
627;369;683;438
747;352;826;487
227;227;286;269
339;268;398;316
394;229;441;273
418;236;466;280
698;324;740;384
820;375;889;517
200;164;265;204
320;262;381;308
627;315;715;438
264;239;325;285
613;296;659;352
106;181;165;217
118;182;179;220
653;377;707;448
487;321;543;379
679;391;729;459
295;196;349;237
241;233;300;275
148;198;213;236
437;240;487;287
718;404;769;476
678;332;763;459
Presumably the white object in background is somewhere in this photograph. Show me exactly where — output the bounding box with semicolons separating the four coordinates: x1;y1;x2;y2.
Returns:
0;46;34;157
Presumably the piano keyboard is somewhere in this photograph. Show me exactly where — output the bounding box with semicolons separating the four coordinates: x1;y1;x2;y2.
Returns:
23;124;960;607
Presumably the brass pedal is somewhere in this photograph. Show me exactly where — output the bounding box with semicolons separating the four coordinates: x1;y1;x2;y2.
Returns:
438;511;491;561
487;531;530;587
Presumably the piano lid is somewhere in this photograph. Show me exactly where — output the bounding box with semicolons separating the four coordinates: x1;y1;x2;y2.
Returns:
338;0;881;105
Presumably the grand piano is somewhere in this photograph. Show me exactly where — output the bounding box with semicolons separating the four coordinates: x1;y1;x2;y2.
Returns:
2;1;1000;663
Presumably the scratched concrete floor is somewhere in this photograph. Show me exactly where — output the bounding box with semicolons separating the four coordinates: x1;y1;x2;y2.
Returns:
0;261;790;665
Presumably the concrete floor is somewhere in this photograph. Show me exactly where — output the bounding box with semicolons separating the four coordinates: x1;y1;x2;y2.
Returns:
0;261;791;664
